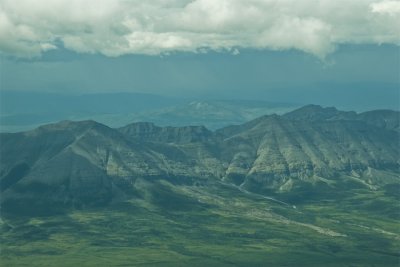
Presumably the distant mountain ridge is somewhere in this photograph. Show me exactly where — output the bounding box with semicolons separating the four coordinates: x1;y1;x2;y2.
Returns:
0;91;298;132
1;105;399;213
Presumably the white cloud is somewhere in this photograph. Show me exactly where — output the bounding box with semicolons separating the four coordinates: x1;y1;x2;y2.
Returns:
0;0;399;59
371;0;400;15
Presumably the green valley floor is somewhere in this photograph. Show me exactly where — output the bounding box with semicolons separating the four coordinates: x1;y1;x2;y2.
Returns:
1;180;399;267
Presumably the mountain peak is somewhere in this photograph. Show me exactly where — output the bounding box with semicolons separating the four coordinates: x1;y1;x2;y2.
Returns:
283;104;354;121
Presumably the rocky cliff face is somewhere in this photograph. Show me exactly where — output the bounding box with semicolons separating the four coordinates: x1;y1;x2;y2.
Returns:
1;106;399;211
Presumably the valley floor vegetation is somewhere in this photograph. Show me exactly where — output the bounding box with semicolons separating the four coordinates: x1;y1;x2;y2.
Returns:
1;179;399;267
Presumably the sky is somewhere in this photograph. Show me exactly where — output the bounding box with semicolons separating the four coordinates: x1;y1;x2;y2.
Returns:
0;0;399;109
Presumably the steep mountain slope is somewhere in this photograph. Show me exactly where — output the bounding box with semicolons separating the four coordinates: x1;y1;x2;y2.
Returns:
0;121;223;213
0;106;399;213
219;114;399;195
358;109;400;132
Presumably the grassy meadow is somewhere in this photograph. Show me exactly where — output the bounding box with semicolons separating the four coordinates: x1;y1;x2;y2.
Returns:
1;180;399;267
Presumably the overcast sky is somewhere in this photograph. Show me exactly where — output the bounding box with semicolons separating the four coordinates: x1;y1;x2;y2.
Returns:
0;0;399;109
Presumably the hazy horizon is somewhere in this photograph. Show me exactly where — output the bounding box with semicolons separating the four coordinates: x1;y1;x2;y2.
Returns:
1;0;399;113
2;44;399;111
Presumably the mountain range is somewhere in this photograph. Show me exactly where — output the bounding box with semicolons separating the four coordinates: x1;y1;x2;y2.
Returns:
1;104;400;266
1;104;398;214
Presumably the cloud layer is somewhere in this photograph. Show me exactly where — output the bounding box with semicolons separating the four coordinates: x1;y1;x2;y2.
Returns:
1;0;399;58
